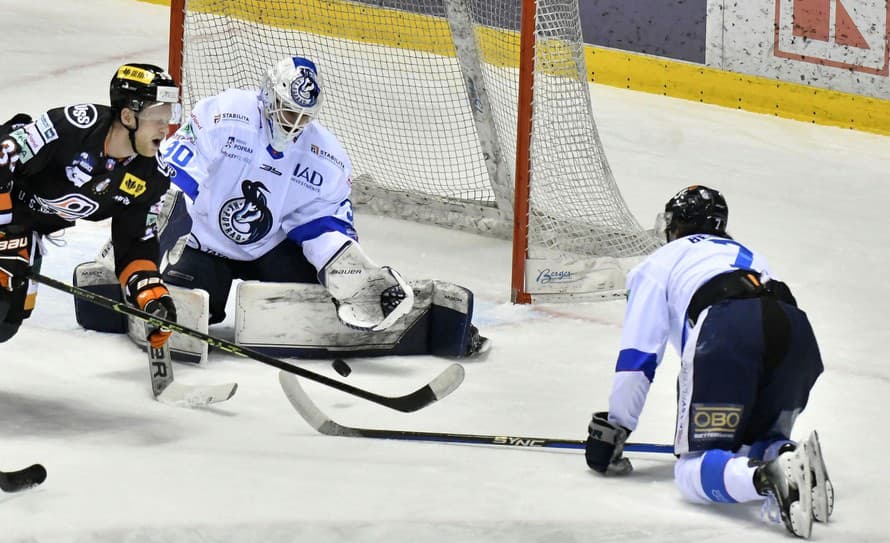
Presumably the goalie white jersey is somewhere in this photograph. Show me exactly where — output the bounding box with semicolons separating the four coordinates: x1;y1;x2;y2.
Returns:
160;89;356;267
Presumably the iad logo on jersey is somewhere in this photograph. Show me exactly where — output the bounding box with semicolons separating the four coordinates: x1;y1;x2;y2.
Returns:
119;173;147;197
774;0;890;75
291;162;324;190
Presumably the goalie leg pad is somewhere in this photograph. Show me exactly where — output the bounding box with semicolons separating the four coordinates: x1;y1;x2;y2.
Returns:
127;285;209;363
428;281;476;357
73;262;127;333
234;279;481;358
72;262;210;362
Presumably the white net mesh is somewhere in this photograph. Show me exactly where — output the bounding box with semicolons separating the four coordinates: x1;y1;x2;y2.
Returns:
177;0;660;291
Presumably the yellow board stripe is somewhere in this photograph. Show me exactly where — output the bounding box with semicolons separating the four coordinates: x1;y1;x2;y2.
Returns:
141;0;890;135
585;47;890;136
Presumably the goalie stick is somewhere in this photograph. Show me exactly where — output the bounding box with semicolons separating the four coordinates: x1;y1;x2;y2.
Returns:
0;464;47;493
148;343;237;407
278;372;674;454
30;272;464;413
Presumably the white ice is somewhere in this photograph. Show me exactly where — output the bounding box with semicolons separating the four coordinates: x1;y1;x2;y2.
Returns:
2;0;888;541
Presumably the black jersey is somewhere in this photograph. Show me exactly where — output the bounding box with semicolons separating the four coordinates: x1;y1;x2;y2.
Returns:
1;104;170;275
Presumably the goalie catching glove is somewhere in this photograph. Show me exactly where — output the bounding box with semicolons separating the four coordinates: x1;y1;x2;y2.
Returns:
120;260;177;348
585;411;633;475
318;241;414;332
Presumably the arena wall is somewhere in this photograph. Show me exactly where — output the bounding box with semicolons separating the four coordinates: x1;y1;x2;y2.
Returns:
151;0;890;134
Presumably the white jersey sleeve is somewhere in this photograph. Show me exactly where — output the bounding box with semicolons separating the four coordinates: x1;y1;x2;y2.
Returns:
606;234;772;431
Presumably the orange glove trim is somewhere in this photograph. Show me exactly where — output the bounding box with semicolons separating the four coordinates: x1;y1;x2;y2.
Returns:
118;259;158;287
148;329;173;349
135;285;170;310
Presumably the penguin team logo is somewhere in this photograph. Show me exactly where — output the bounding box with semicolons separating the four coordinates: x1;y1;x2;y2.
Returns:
218;180;274;244
290;66;320;108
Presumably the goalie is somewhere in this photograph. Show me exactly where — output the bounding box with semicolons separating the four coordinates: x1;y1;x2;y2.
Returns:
75;56;488;362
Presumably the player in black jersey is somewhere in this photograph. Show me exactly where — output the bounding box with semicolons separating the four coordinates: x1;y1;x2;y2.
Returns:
0;63;180;348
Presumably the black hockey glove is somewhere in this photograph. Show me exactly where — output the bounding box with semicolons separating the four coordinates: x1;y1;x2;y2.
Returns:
585;411;633;475
0;225;34;292
121;262;177;348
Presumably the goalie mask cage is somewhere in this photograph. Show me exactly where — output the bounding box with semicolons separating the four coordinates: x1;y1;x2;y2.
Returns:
168;0;661;303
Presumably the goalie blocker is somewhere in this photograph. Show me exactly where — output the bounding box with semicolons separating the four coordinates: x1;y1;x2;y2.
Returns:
72;261;487;362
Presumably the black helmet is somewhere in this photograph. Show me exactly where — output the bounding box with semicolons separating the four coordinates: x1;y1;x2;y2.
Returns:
109;63;179;114
663;185;728;241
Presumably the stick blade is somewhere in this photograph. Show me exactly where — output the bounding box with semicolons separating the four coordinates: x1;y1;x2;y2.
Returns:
0;464;47;493
157;381;238;408
429;363;465;400
279;371;349;435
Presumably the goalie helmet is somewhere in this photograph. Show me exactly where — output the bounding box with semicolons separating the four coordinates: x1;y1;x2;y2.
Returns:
661;185;728;241
110;63;179;116
260;56;324;151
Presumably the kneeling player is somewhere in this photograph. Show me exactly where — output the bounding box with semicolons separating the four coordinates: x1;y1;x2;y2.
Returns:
74;55;488;362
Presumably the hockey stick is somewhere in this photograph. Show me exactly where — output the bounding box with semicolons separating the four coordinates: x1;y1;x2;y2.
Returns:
30;272;464;412
148;342;238;407
0;464;47;493
279;372;674;454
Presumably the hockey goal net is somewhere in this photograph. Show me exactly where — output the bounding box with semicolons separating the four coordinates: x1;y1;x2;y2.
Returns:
168;0;660;302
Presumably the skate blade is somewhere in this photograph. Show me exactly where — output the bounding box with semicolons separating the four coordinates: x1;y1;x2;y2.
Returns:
783;446;813;539
806;430;834;523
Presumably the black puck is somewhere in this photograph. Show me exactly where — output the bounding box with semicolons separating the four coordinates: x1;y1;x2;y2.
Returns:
332;359;352;377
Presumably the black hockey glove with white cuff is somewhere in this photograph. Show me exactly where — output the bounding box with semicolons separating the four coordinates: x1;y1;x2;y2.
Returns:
318;240;414;332
586;411;633;475
0;226;34;292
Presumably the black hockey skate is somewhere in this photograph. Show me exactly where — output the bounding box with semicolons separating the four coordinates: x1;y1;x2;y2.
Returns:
805;430;834;523
754;443;813;538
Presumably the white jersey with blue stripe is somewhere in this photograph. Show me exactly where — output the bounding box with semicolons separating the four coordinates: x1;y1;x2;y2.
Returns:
159;89;355;267
607;233;773;431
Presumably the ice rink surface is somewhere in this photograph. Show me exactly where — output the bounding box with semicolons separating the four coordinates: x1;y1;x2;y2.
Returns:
2;0;888;541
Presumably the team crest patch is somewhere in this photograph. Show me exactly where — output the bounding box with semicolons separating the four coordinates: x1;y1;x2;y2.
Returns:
33;194;100;221
290;66;320;108
218;179;273;245
119;173;147;197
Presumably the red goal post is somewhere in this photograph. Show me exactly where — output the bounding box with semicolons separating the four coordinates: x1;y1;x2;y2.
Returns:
167;0;659;303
